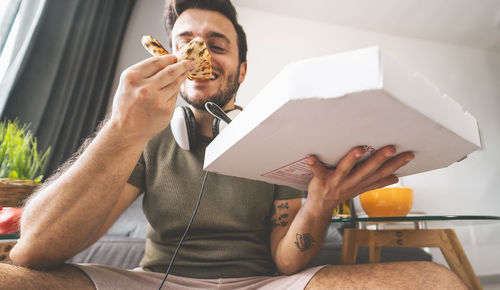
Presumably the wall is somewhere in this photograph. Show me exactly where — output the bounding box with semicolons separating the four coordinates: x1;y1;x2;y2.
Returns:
111;0;500;276
237;7;500;276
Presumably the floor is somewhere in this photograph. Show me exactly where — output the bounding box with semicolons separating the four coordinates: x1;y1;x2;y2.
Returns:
479;275;500;290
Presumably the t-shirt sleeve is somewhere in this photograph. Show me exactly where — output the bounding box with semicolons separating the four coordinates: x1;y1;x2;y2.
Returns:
274;184;305;200
127;154;146;192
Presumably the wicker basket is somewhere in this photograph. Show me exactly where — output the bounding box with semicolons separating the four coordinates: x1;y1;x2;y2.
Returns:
0;178;39;207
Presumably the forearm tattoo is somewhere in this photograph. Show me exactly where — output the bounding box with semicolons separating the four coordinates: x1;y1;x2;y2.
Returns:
277;203;288;210
294;233;314;251
271;202;289;231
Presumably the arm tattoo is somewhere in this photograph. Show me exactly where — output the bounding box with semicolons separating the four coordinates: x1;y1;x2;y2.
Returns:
270;202;290;231
278;213;288;227
277;203;289;210
294;233;314;251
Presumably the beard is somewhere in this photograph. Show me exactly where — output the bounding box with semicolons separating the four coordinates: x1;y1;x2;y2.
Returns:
179;66;241;110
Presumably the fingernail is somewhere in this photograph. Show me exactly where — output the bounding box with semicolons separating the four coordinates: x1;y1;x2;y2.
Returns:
306;157;314;165
405;154;415;162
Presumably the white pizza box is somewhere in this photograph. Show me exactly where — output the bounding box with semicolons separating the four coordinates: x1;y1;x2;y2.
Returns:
203;46;481;190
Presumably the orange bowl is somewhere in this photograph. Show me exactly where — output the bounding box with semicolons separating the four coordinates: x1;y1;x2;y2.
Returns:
359;187;413;217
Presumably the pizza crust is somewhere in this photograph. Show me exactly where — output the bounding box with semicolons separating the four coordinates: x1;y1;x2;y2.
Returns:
141;35;168;56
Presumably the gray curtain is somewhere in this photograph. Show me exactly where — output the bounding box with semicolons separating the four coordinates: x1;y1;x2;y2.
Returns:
1;0;135;177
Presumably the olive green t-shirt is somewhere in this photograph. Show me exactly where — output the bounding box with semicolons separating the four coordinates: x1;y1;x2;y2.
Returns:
127;126;304;279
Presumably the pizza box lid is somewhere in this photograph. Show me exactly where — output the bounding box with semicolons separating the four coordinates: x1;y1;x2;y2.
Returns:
203;46;481;190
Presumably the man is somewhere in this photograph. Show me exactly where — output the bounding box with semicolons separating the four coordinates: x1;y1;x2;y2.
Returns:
1;0;467;289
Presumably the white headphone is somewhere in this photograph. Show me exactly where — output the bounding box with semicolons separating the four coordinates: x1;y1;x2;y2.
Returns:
170;104;242;151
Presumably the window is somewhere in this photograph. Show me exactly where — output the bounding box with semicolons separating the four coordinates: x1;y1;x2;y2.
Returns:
0;0;22;80
0;0;46;116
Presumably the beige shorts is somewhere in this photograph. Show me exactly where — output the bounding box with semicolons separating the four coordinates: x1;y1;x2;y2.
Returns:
74;263;326;290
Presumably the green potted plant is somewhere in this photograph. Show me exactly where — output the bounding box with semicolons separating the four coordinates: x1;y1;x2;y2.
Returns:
0;118;51;207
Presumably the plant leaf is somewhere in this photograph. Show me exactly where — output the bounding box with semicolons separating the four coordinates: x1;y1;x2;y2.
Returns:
0;118;51;181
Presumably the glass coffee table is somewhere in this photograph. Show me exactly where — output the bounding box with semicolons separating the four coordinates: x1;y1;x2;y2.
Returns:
331;215;500;290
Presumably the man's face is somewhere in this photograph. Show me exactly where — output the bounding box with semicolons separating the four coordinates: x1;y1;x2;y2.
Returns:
172;9;246;110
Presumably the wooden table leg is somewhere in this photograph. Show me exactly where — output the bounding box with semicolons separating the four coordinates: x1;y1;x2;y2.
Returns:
438;229;482;290
340;228;482;290
341;229;380;264
341;228;358;264
368;245;381;263
368;230;381;263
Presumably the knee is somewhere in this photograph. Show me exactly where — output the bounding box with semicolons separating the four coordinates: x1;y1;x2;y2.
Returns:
0;262;94;290
0;262;18;275
0;263;25;287
412;261;467;289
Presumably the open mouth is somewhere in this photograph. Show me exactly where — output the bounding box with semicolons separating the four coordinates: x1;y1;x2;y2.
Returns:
189;69;220;82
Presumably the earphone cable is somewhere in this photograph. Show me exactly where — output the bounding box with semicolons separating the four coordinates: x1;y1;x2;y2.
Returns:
158;170;209;290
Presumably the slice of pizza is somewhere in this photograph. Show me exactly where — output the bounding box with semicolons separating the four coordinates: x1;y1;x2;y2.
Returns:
175;36;213;80
141;35;169;56
141;35;214;80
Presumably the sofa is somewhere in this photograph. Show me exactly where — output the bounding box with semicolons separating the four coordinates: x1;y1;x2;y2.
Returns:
68;195;432;269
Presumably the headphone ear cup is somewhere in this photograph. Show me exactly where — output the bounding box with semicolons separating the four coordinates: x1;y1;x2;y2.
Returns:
170;106;197;150
183;106;197;149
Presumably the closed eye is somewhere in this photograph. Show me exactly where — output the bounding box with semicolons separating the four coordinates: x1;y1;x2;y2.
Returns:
210;45;225;54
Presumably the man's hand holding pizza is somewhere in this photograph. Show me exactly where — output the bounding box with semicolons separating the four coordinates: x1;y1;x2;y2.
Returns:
110;55;195;142
109;35;215;142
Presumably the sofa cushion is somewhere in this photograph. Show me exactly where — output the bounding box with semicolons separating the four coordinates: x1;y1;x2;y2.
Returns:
105;196;148;239
68;236;432;270
67;237;145;269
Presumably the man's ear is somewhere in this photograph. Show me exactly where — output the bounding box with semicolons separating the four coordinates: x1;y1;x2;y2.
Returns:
238;61;247;84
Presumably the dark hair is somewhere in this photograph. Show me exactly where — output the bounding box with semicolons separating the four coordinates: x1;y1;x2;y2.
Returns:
164;0;247;64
